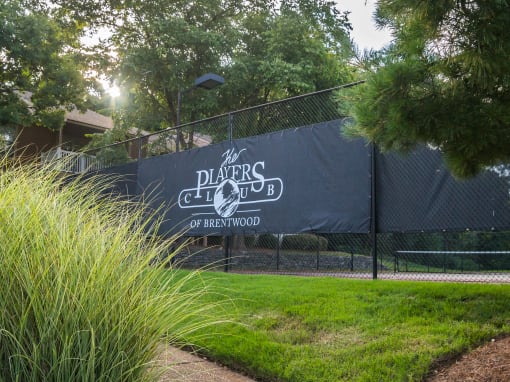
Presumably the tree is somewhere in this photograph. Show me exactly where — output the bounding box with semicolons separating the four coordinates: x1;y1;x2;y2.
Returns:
85;0;355;148
344;0;510;178
0;0;89;133
101;0;242;150
41;0;355;148
222;0;354;109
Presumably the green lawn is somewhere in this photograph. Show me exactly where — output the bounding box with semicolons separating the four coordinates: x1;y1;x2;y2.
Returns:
174;271;510;382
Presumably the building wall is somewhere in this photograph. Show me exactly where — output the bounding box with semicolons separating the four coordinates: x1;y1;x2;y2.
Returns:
15;126;58;158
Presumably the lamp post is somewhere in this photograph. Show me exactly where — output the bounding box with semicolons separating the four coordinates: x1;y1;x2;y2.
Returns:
176;72;225;152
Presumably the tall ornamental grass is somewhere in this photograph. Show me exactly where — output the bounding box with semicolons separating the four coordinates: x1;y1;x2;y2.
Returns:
0;160;225;381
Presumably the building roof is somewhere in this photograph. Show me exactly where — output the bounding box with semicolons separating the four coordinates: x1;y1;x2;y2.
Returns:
18;91;114;131
65;108;113;131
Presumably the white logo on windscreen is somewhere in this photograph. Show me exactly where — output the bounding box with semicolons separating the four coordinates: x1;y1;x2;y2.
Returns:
178;148;283;228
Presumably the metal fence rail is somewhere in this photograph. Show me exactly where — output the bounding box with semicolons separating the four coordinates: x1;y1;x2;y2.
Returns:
82;83;360;163
394;251;510;273
41;147;106;173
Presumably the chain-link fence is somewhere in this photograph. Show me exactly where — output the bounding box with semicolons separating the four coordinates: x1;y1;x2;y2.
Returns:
377;231;510;282
81;84;357;163
168;231;510;283
80;83;510;283
169;233;372;274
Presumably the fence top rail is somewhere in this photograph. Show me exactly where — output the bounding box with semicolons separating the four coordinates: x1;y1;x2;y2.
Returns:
81;81;365;156
396;250;510;255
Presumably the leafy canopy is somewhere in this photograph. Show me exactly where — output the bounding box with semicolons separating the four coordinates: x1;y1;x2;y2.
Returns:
345;0;510;177
222;0;354;110
71;0;355;149
4;0;355;148
0;0;89;131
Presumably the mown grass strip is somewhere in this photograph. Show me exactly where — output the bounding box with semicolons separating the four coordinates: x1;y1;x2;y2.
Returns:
176;271;510;381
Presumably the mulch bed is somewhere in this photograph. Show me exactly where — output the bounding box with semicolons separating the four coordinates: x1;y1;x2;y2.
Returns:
426;336;510;382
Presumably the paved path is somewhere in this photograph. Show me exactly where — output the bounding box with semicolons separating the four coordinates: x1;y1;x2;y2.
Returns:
156;345;255;382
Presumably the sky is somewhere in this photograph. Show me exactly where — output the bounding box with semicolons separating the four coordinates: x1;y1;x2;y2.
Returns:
341;1;393;51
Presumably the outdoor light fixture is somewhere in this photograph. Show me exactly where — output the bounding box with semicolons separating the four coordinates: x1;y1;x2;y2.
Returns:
194;73;225;90
176;72;225;152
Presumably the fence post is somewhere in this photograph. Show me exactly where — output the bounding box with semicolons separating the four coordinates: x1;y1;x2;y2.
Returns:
350;249;354;271
276;234;281;271
442;232;448;273
370;143;378;280
228;112;233;142
224;236;230;272
316;234;320;271
79;154;86;173
137;136;143;161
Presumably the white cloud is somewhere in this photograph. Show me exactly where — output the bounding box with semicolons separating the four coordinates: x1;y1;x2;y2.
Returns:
340;0;392;51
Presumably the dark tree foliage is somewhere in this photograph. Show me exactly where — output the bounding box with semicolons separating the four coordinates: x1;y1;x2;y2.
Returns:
0;0;89;131
55;0;353;131
222;0;354;110
345;0;510;178
12;0;355;149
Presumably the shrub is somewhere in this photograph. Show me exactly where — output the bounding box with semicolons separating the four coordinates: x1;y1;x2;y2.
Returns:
244;235;256;248
206;235;224;246
0;159;226;381
281;234;328;251
254;234;279;249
